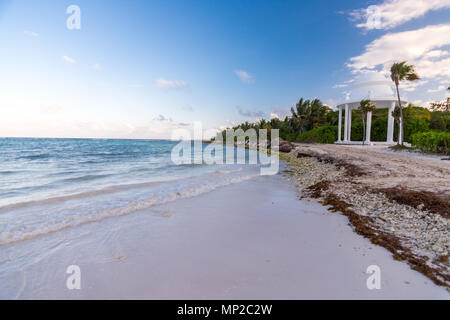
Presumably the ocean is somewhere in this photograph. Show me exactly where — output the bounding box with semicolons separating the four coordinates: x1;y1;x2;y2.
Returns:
0;138;262;245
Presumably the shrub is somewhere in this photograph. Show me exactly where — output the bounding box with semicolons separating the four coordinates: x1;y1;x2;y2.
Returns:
371;117;388;141
296;126;337;144
403;117;429;142
349;122;363;141
430;111;450;131
411;131;449;154
280;132;298;142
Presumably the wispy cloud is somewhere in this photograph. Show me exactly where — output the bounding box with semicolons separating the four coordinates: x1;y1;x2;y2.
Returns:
182;105;194;112
427;85;446;93
156;79;190;90
63;55;76;64
234;70;253;84
350;0;450;31
271;106;291;119
24;30;39;37
153;114;173;122
347;24;450;81
152;114;191;128
236;106;264;118
332;84;348;89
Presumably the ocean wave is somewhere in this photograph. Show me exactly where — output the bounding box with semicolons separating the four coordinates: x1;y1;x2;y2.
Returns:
0;171;259;246
216;168;243;174
60;174;111;183
0;165;252;214
17;154;52;160
0;171;16;175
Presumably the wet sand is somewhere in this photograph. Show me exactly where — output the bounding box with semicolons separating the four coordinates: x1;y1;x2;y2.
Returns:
0;169;448;299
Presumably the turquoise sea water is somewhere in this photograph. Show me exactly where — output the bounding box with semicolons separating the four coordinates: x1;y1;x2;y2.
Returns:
0;138;262;245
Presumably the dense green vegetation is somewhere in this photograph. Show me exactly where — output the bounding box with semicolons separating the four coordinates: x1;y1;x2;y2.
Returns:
217;98;448;146
411;131;449;155
215;62;447;154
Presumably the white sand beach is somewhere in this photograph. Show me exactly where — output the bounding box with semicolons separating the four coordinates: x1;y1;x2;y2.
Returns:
1;163;447;300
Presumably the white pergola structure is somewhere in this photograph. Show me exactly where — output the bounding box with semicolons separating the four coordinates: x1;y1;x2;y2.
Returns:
335;98;406;145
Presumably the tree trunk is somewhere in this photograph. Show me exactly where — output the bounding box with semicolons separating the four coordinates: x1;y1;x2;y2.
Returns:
362;116;366;146
395;120;400;145
395;82;404;146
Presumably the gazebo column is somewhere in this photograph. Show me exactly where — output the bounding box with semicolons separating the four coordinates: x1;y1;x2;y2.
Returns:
387;102;395;143
365;111;372;144
347;106;352;141
337;106;342;142
343;104;349;142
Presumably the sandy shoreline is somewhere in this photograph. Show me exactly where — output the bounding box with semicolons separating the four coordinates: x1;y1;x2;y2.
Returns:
0;161;448;299
282;143;449;289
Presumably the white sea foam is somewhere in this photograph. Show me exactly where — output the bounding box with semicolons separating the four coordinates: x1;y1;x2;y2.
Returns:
0;169;259;246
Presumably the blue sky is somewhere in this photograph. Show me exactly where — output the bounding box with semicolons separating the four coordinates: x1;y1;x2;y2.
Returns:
0;0;449;138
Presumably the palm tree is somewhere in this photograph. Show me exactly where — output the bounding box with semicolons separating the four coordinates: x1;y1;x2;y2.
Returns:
390;61;420;145
291;98;311;134
309;98;326;130
359;99;376;145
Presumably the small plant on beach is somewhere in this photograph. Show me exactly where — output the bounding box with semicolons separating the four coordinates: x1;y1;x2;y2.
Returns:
390;61;420;146
358;99;376;145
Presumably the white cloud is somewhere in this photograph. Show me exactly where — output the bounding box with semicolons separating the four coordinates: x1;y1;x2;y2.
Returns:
424;50;449;59
270;113;279;119
332;84;348;88
234;70;253;84
219;119;239;131
152;114;191;128
427;85;446;93
24;30;38;37
350;0;450;31
347;24;450;81
63;56;76;64
156;79;190;90
236;106;264;118
325;99;337;107
400;80;428;92
272;106;291;119
153;114;173;122
92;63;101;70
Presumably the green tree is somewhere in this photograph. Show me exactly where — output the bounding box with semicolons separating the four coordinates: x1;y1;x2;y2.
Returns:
390;61;420;145
358;99;376;145
430;87;449;130
291;98;311;134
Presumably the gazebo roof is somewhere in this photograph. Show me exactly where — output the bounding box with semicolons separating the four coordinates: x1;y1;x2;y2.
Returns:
336;73;407;107
337;98;407;109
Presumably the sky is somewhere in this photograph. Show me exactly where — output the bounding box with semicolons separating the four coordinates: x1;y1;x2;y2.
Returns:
0;0;449;139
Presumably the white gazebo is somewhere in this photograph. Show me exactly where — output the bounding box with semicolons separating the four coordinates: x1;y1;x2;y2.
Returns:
335;74;407;146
